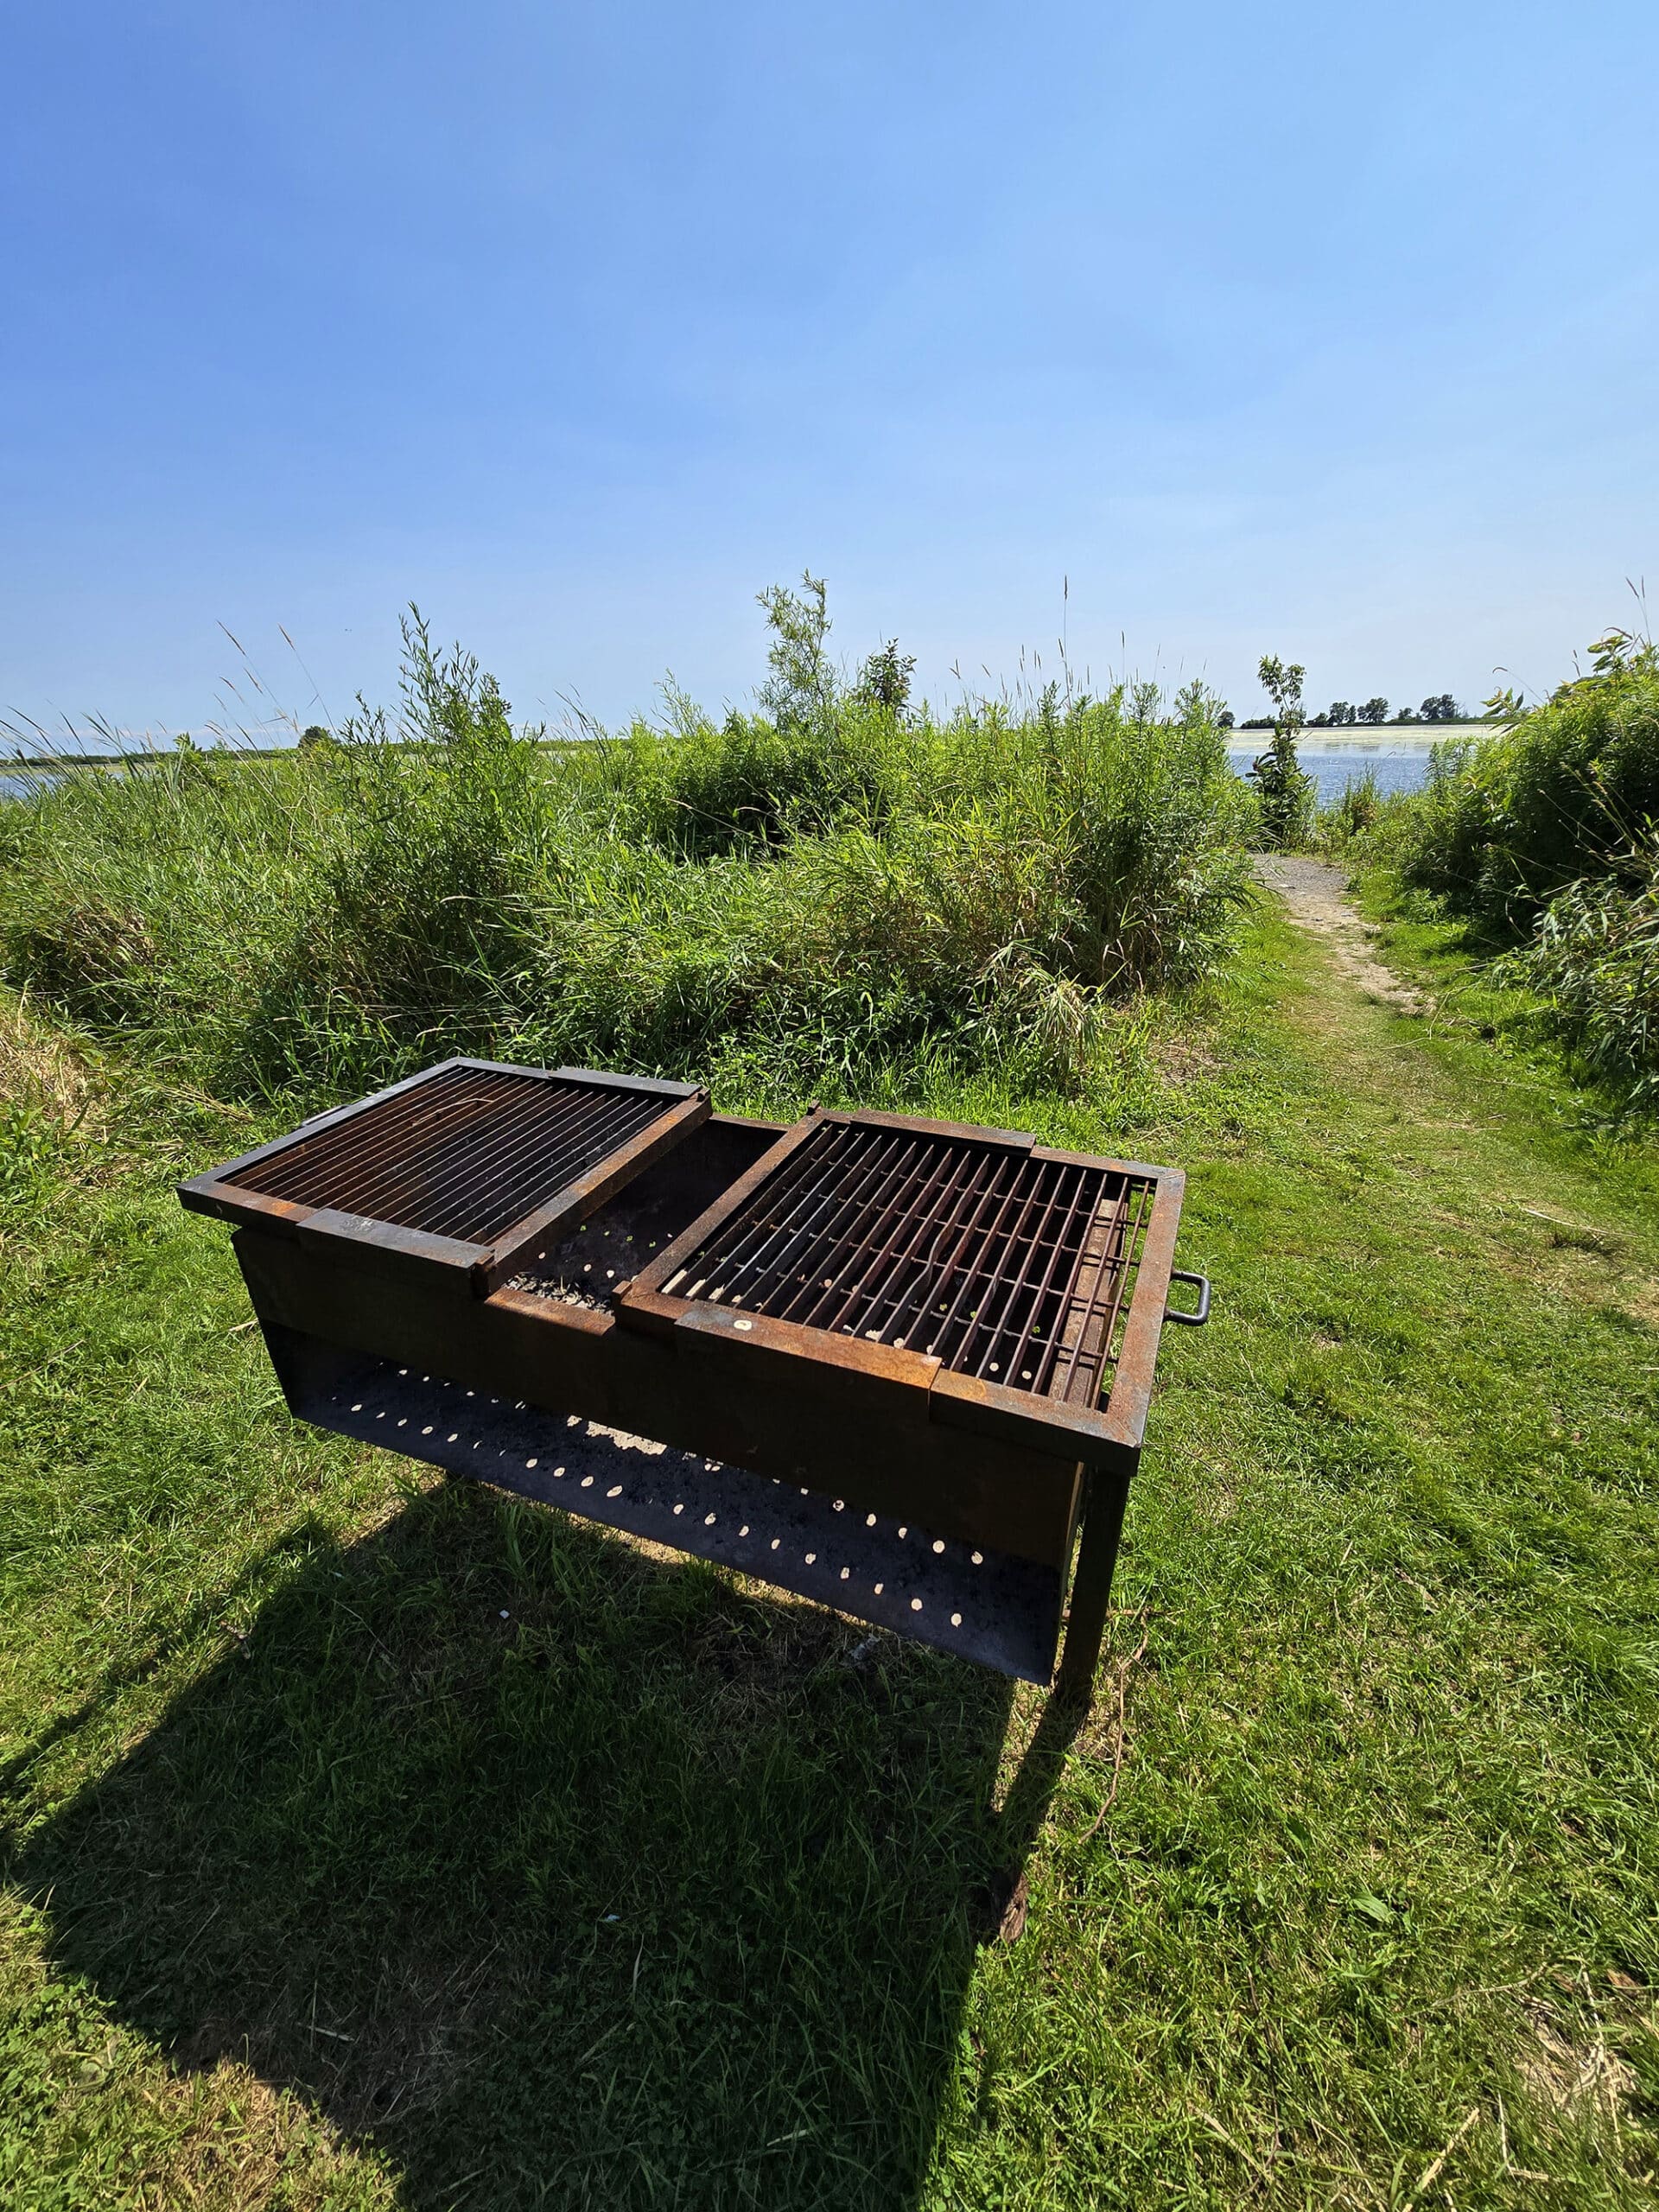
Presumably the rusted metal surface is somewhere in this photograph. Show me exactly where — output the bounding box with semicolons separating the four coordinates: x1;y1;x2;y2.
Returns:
233;1221;1084;1568
179;1059;709;1294
263;1324;1069;1682
629;1114;1137;1393
181;1070;1210;1694
618;1111;1174;1469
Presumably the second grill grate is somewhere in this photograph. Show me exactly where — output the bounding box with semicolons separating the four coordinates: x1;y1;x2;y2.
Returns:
642;1113;1154;1404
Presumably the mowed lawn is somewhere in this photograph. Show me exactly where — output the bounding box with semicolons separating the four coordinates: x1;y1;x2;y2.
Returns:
2;902;1656;2210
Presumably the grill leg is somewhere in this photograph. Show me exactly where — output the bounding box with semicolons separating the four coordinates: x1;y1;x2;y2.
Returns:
1055;1471;1130;1701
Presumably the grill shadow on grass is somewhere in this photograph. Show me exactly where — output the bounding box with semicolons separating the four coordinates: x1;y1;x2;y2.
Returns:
18;1475;1088;2209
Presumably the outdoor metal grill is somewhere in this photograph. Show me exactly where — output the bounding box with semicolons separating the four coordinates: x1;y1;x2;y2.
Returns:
186;1071;1208;1695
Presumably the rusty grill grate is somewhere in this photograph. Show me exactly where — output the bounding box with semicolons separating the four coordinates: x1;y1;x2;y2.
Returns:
661;1118;1154;1401
230;1065;677;1245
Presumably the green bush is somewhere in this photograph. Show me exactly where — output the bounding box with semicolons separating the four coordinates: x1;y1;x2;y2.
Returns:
1402;633;1659;927
1318;770;1383;849
1248;655;1315;850
603;702;906;857
1;602;1255;1109
1497;836;1659;1108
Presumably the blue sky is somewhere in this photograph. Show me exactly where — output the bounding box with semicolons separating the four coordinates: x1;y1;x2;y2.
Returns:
3;0;1656;742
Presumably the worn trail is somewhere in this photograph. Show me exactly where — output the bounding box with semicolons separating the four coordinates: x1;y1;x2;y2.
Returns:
1254;854;1427;1013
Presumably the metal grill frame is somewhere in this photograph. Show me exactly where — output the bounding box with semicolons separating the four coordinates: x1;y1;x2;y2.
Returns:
177;1058;709;1296
619;1108;1183;1471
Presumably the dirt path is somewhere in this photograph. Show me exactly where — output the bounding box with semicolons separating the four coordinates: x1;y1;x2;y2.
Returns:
1254;855;1427;1013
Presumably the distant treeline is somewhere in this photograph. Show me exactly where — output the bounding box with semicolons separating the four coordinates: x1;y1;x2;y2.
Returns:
1233;693;1474;731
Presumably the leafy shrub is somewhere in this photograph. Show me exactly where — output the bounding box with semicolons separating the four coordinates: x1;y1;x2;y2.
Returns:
1402;632;1659;927
1497;836;1659;1107
1249;656;1315;850
1319;770;1383;849
1;597;1255;1108
606;703;904;857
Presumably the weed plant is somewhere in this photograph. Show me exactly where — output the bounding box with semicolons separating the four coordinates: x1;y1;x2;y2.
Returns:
1314;769;1389;854
1;606;1252;1113
1497;833;1659;1107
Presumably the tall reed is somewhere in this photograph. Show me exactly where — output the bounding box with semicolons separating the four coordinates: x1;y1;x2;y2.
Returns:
2;610;1254;1109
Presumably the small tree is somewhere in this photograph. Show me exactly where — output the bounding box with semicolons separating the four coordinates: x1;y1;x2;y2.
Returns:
854;638;916;715
1251;654;1315;849
757;572;836;728
1421;692;1460;722
1359;696;1389;724
1326;700;1353;727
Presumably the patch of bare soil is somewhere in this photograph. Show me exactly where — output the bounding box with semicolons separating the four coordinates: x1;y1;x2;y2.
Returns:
1255;856;1429;1014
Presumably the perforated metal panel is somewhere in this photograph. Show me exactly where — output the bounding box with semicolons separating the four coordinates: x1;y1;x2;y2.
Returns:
267;1328;1067;1682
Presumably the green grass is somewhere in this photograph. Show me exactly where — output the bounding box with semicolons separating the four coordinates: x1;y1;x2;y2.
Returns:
2;897;1656;2209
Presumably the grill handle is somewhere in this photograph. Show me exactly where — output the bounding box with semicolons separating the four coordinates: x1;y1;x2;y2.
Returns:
1163;1270;1211;1327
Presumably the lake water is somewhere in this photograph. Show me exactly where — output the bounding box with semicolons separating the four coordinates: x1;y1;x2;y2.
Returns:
3;731;1485;810
1225;730;1478;808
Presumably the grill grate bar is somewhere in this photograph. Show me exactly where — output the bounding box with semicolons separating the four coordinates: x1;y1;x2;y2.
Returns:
438;1094;663;1238
268;1083;649;1242
239;1065;488;1200
363;1086;660;1242
914;1154;1063;1366
789;1137;995;1337
1046;1174;1154;1403
227;1065;680;1248
712;1124;905;1302
946;1160;1071;1375
721;1129;931;1315
967;1160;1107;1382
423;1106;658;1242
667;1121;874;1300
1014;1174;1128;1395
771;1144;1020;1346
283;1078;588;1228
875;1150;1027;1357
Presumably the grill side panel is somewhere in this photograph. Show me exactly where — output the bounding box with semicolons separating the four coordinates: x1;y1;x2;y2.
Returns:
233;1225;1084;1568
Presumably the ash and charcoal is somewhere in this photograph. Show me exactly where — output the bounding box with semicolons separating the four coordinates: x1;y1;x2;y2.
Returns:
505;1217;657;1309
505;1275;611;1309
